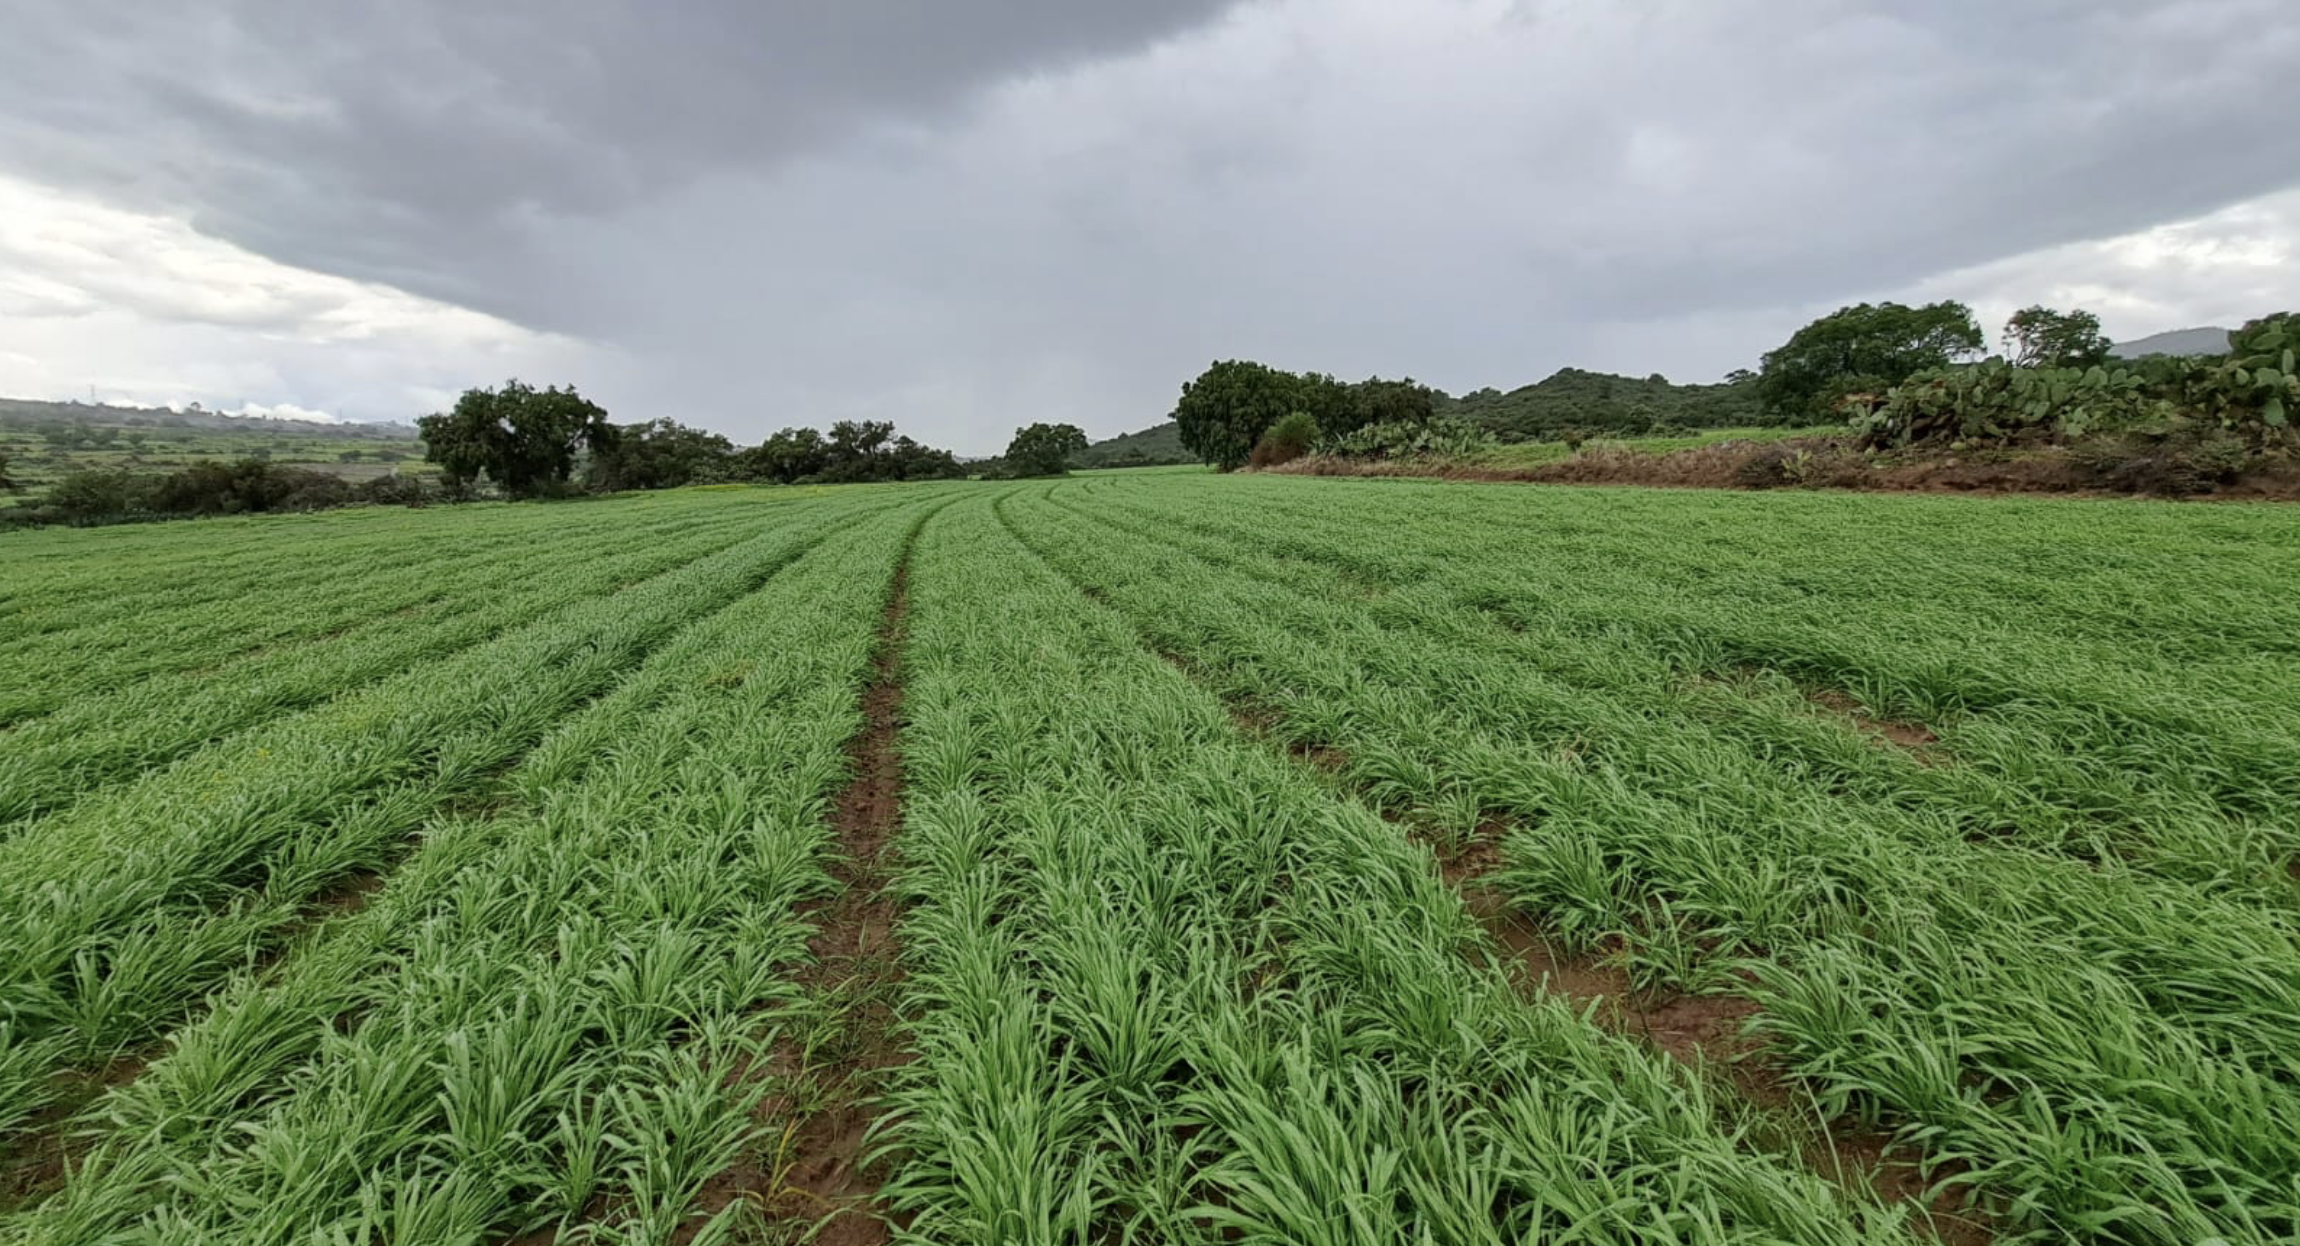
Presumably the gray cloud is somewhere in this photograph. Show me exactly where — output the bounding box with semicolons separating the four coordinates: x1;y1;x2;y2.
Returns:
3;0;2298;452
0;0;1238;321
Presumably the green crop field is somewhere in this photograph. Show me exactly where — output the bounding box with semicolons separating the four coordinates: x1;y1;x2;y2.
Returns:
1;474;2296;1244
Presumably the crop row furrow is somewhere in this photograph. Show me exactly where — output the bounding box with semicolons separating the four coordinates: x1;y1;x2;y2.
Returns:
0;500;894;1142
1109;478;2300;801
876;493;1893;1244
1069;482;2300;876
0;510;784;827
0;500;777;726
4;496;943;1243
1012;480;2300;1244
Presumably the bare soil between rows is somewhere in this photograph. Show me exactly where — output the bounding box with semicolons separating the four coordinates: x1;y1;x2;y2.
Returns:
1153;644;1993;1243
686;549;916;1246
1440;844;1991;1246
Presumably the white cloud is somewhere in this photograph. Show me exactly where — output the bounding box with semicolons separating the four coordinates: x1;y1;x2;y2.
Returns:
1905;188;2300;348
0;174;595;423
227;402;345;425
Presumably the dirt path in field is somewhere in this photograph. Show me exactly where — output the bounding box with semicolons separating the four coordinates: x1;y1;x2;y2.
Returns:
687;536;918;1246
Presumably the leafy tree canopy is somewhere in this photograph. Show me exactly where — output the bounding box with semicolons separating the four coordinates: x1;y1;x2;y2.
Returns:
1351;377;1439;428
739;427;830;485
589;418;736;492
1756;301;1984;419
1003;422;1090;477
827;419;894;462
416;379;618;498
2003;305;2114;370
1173;360;1304;471
1173;362;1443;471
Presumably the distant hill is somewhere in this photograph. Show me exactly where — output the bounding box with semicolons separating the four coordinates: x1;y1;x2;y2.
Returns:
1079;421;1196;467
1443;368;1773;441
2112;327;2232;359
0;397;418;439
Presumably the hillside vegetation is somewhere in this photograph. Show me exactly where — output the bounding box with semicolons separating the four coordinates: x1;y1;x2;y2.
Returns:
1443;368;1769;440
1076;420;1196;467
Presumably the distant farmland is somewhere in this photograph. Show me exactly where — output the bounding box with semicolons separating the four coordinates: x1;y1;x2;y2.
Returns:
3;475;2296;1243
0;399;429;502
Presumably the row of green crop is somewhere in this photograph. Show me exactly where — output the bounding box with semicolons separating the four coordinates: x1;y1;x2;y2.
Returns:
0;504;787;826
7;497;941;1243
0;499;580;635
1006;478;2300;1243
0;493;785;724
0;492;906;1143
878;493;1904;1244
1067;476;2300;892
0;483;748;607
1071;473;2300;718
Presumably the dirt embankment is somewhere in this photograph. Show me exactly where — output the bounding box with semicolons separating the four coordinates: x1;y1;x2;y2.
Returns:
1271;437;2300;501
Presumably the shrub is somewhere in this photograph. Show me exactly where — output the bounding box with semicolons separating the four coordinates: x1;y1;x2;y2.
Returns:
145;460;350;515
2070;425;2257;496
1322;416;1493;461
361;473;436;506
1733;446;1802;489
1248;412;1320;468
40;468;152;523
1852;361;2157;449
2180;313;2300;446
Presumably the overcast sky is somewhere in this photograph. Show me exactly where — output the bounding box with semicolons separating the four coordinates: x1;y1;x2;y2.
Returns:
2;0;2297;453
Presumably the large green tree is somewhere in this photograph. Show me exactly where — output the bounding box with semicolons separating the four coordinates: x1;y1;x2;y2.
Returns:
739;427;830;484
589;418;735;491
416;380;618;498
1172;360;1310;471
1003;422;1090;477
1350;376;1439;427
826;419;895;465
2002;305;2114;369
1756;301;1984;419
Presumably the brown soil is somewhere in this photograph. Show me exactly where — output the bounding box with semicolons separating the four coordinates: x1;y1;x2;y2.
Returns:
3;861;394;1214
0;1052;149;1213
1440;839;1990;1244
1271;438;2300;502
683;547;917;1246
250;868;388;983
1805;690;1938;754
1082;580;1992;1240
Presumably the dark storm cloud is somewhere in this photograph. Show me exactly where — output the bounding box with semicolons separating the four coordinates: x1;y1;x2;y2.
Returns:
1518;0;2300;321
0;0;1240;322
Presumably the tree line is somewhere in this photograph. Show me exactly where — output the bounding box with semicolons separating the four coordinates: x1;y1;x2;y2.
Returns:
1169;302;2140;471
6;376;1103;527
418;382;1096;496
415;381;973;498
